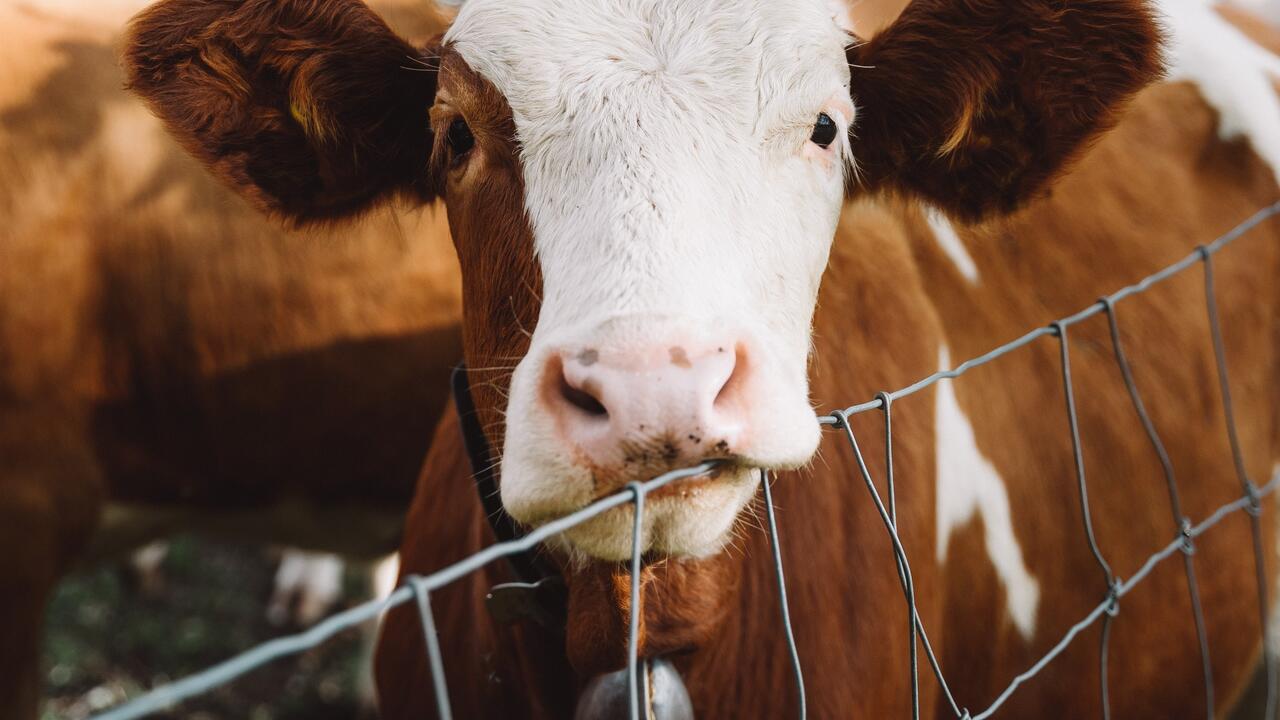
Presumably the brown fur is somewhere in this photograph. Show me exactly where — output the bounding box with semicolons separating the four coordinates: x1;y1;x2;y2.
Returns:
426;51;542;456
374;409;576;719
377;82;1280;718
119;0;1280;717
375;197;944;719
0;2;462;717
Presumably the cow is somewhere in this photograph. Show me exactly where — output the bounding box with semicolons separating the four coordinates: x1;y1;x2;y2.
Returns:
0;1;466;717
120;0;1280;717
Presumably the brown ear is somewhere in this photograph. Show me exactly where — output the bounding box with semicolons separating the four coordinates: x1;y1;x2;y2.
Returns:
847;0;1163;221
124;0;440;224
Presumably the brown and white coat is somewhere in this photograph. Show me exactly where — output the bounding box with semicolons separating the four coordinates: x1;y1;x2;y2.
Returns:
117;0;1280;718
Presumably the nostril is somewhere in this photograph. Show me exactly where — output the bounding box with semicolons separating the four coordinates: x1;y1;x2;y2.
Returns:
713;344;747;410
543;354;611;420
547;351;611;417
559;374;608;418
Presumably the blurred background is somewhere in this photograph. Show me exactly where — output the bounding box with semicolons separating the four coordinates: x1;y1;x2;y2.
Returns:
4;0;1279;718
44;539;385;720
4;0;459;718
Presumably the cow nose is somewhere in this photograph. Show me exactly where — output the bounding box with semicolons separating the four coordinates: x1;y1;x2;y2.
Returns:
542;341;749;470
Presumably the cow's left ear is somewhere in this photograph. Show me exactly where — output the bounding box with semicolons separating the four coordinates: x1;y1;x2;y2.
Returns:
847;0;1163;221
125;0;442;225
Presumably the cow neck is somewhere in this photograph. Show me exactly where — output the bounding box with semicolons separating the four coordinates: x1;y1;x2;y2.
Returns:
455;364;701;714
451;364;558;585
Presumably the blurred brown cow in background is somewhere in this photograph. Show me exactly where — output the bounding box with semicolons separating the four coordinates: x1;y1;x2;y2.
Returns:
0;1;464;716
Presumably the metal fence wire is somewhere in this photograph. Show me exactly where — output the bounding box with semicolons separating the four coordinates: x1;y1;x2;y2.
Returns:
90;201;1280;720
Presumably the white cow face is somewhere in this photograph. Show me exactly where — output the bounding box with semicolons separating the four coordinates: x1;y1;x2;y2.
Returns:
444;0;854;560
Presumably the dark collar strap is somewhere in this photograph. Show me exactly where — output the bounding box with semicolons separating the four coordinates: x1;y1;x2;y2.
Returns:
452;364;556;586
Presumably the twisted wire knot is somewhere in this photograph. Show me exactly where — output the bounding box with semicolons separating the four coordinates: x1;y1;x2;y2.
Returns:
1179;517;1196;555
1245;481;1263;517
1105;580;1123;618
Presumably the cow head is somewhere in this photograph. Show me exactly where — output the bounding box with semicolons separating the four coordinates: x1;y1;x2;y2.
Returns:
125;0;1159;561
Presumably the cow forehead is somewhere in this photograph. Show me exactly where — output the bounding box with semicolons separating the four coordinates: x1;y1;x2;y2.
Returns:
446;0;852;140
445;0;852;301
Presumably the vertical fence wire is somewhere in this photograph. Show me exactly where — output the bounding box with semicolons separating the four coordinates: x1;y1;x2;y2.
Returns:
408;577;453;720
833;410;966;719
1051;321;1119;720
762;470;807;719
626;482;646;720
1100;297;1216;718
1199;247;1276;720
879;392;921;720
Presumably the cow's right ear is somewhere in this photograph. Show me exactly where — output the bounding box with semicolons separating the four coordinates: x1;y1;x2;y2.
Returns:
124;0;441;225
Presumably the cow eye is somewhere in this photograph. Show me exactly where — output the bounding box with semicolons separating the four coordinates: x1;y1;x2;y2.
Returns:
447;118;474;158
810;112;837;149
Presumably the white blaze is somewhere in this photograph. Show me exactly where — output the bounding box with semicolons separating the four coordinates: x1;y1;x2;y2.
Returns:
935;347;1040;640
1165;0;1280;184
925;206;980;284
1223;0;1280;25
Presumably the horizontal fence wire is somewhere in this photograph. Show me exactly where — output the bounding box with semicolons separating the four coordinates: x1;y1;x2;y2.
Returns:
90;200;1280;720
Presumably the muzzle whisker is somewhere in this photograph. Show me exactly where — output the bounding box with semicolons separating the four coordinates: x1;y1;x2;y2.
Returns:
508;296;536;340
473;460;504;488
469;354;528;363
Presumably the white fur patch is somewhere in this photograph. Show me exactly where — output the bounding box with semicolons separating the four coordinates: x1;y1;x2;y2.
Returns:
935;346;1040;640
1225;0;1280;25
1164;0;1280;184
924;207;979;284
371;552;401;601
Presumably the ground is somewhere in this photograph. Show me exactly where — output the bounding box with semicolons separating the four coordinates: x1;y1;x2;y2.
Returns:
43;537;377;720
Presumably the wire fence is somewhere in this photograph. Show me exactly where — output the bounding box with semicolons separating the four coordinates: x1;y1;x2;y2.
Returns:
90;200;1280;720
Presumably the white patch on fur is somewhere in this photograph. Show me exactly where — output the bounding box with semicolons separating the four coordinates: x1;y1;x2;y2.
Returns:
935;346;1040;639
448;0;851;559
364;553;403;712
371;552;400;601
1224;0;1280;25
924;207;979;284
1164;0;1280;184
